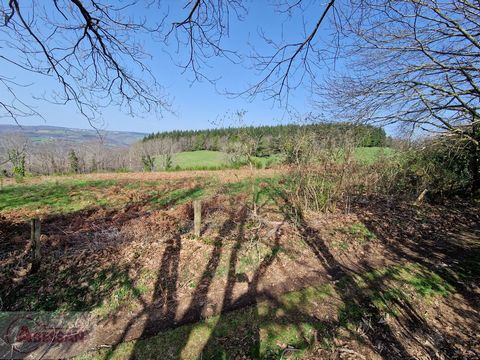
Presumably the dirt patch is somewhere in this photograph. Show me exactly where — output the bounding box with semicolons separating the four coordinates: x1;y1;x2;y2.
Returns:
1;179;479;358
0;191;384;326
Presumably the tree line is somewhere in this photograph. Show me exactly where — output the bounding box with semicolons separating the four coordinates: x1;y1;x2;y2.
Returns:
0;123;386;177
0;1;478;193
0;135;131;178
142;123;386;155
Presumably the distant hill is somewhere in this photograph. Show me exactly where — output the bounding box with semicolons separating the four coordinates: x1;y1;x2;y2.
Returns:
0;124;145;147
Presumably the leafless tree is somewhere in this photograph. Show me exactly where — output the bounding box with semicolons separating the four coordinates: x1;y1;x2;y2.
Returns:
165;0;246;83
0;0;342;124
29;141;68;174
0;0;170;124
167;0;338;103
0;133;30;174
244;0;337;103
320;0;480;191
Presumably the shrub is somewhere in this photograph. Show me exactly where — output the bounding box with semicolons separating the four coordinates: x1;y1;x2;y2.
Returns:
141;154;155;172
383;140;474;197
282;136;477;214
68;149;80;173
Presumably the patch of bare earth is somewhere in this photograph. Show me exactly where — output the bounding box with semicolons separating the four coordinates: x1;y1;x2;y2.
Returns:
0;182;479;358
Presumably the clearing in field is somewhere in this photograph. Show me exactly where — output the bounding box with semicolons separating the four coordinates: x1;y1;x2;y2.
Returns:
0;168;478;359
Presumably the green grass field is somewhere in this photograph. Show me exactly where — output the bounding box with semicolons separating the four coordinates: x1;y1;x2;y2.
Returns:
154;147;393;171
0;178;215;218
155;150;281;170
354;146;395;164
153;150;230;170
173;150;231;168
0;179;118;214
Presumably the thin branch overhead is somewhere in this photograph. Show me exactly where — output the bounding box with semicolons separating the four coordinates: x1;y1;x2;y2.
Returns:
0;0;170;123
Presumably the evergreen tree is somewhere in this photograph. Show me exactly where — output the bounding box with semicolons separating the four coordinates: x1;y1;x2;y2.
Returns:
68;149;80;173
141;123;386;154
164;154;173;170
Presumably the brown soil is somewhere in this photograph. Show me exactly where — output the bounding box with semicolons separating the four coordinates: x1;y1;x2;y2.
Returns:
1;179;479;359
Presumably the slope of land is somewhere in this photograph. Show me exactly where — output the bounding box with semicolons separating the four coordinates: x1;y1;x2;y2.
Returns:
0;170;478;359
155;150;281;170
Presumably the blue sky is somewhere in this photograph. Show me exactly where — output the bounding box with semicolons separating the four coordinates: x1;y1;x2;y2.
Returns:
0;1;337;133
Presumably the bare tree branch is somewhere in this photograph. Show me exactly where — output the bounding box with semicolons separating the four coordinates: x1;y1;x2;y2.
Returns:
0;0;170;124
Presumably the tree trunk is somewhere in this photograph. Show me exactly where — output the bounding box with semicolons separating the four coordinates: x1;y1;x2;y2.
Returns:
471;123;480;194
471;145;480;194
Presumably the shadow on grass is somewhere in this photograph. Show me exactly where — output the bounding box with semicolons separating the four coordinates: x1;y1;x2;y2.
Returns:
0;183;206;314
355;198;480;341
261;186;468;358
0;205;152;314
149;187;204;209
100;205;244;359
97;183;479;359
4;178;478;359
105;196;288;359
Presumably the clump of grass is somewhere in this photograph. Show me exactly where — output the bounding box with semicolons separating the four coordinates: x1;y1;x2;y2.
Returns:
220;175;283;214
330;223;377;251
94;272;149;318
345;222;377;244
331;240;350;251
399;266;454;298
150;187;205;208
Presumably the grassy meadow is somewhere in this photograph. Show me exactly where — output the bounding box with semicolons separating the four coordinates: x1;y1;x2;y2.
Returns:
151;147;393;171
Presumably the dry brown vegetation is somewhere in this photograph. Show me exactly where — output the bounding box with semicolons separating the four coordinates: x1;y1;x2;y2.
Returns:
0;168;479;359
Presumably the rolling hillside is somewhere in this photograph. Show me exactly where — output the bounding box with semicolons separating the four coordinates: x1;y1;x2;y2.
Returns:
0;124;145;147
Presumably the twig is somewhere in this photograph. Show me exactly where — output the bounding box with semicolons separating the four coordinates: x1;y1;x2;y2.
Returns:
280;346;300;360
338;347;367;359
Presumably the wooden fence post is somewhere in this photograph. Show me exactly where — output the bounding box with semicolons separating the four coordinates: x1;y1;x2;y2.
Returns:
193;200;201;237
414;189;428;206
31;218;41;273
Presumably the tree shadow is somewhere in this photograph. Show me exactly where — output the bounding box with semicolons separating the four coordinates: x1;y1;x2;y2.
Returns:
271;190;463;359
0;209;144;313
19;183;477;358
107;184;457;359
116;193;287;359
102;205;244;359
98;191;479;359
354;197;480;340
199;207;282;358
